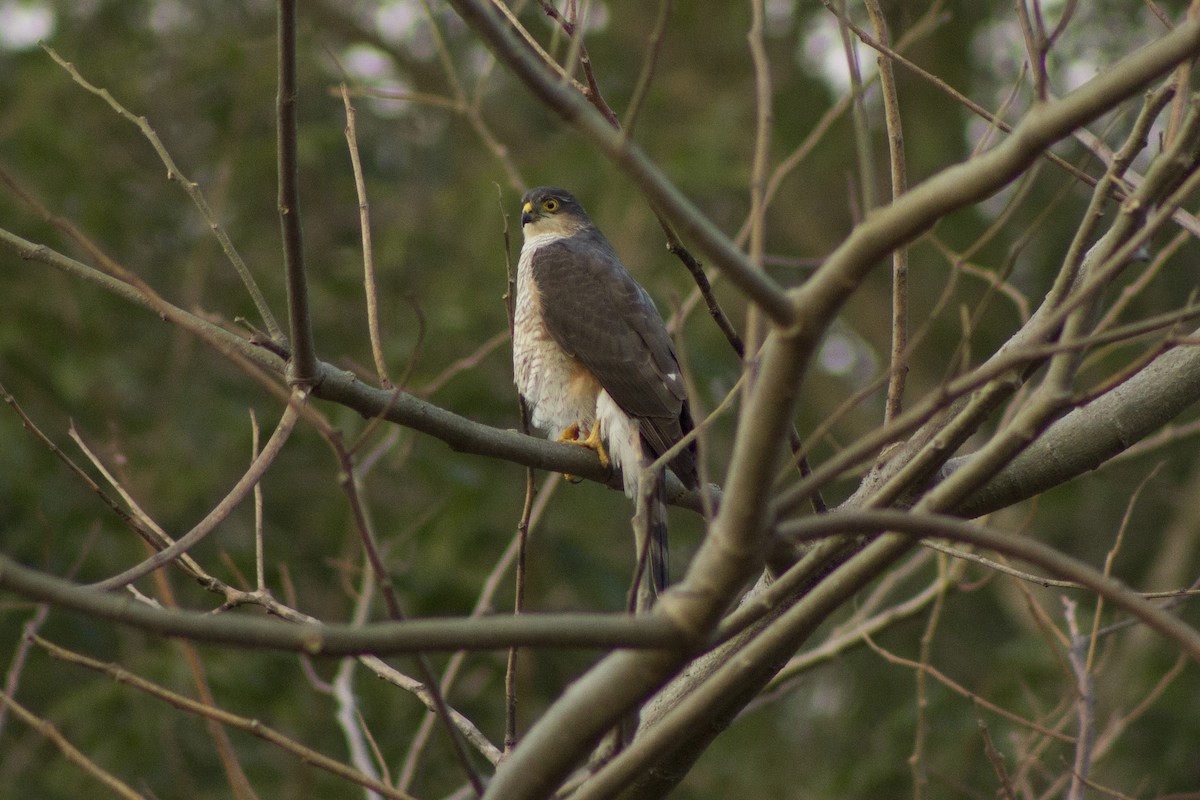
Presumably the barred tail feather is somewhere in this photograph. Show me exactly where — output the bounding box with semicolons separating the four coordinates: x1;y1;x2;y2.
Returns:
649;471;670;597
631;467;669;611
597;391;676;607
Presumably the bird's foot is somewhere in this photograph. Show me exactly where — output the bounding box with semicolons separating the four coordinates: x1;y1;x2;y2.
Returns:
577;423;610;469
557;422;609;482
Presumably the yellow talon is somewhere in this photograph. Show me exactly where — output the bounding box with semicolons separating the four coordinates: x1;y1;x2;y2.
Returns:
557;422;609;482
579;424;610;469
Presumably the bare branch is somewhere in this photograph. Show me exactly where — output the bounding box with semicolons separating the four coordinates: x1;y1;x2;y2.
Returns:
35;637;417;800
779;510;1200;663
0;556;693;653
88;393;304;591
0;688;146;800
277;0;318;383
448;0;797;326
341;84;392;389
38;44;282;342
864;0;911;422
622;0;672;135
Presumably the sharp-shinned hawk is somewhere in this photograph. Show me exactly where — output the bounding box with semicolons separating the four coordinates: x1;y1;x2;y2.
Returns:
513;186;698;599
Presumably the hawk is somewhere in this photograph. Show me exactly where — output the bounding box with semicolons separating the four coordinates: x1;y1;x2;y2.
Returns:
513;187;698;600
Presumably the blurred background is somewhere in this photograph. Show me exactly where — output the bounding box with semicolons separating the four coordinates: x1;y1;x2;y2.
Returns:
2;0;1200;796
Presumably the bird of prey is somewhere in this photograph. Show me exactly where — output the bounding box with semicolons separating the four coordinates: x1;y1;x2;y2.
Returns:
513;186;698;601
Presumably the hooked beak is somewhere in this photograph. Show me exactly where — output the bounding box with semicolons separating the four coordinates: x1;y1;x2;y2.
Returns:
520;201;534;226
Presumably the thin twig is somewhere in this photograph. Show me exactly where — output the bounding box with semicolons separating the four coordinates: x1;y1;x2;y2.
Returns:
251;410;266;592
760;558;963;693
88;393;305;591
341;84;392;388
362;656;502;773
39;44;282;342
864;0;910;423
979;719;1019;800
1093;226;1189;334
919;539;1200;596
1087;464;1163;672
537;0;620;127
327;556;389;796
1056;85;1175;315
487;0;589;93
1044;0;1080;53
908;550;948;799
400;479;560;788
1062;599;1094;800
662;218;745;357
833;0;876;214
500;185;533;752
742;0;773;377
832;4;1200;243
416;329;510;397
148;553;258;799
428;0;527;190
781;510;1200;663
34;637;416;800
0;380;215;586
622;0;672;135
0;687;147;800
745;0;824;504
818;4;1098;190
277;0;318;383
0;603;49;739
733;2;947;250
1015;0;1048;101
860;630;1075;745
322;424;485;796
394;292;428;391
1094;652;1186;753
0;166;307;420
505;468;536;752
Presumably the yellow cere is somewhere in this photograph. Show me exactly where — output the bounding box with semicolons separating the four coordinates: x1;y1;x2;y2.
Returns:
522;201;533;213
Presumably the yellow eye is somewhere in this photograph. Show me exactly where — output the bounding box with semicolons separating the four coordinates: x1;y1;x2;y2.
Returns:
542;199;559;212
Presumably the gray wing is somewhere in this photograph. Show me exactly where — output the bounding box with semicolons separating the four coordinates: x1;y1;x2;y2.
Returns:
530;230;695;483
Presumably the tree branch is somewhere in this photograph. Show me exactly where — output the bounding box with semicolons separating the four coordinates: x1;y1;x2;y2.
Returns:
0;556;694;653
446;0;796;326
0;225;712;510
277;0;318;383
953;329;1200;517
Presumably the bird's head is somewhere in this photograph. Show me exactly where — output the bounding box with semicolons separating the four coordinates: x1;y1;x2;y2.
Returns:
520;187;591;237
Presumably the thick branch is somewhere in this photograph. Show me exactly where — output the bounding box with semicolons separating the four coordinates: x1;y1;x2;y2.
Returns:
780;510;1200;662
0;227;715;509
0;556;692;654
953;334;1200;517
481;328;812;800
596;22;1200;798
794;16;1200;333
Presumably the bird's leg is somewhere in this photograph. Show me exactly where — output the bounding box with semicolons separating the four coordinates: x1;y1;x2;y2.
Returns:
577;423;610;469
557;422;609;483
557;423;585;483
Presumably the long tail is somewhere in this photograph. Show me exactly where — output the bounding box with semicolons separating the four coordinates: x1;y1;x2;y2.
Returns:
632;468;669;611
649;472;669;598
